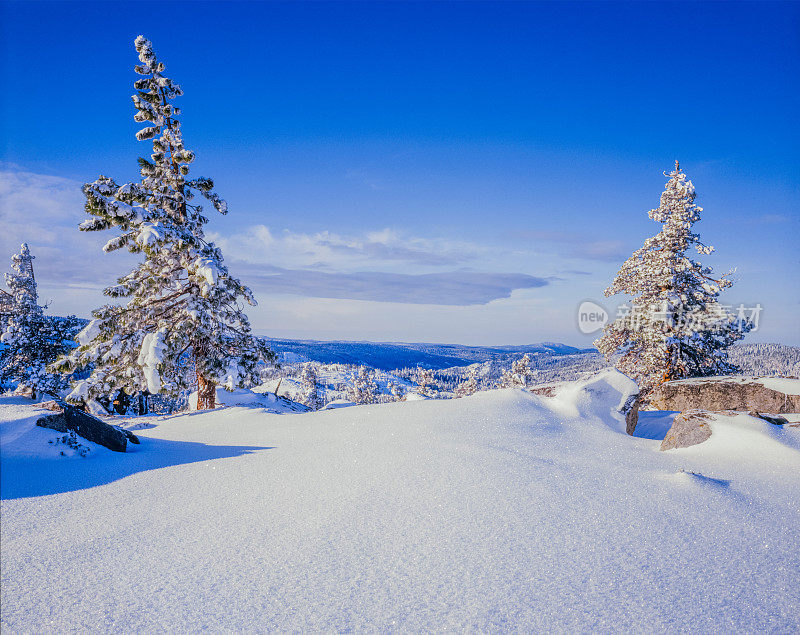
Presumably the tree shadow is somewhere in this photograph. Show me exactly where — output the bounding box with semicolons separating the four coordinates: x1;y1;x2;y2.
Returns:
633;410;679;440
0;437;274;500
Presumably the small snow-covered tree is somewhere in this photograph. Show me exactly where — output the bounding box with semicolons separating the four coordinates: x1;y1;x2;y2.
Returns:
348;365;378;404
299;363;323;410
595;162;751;395
389;382;406;402
1;244;82;397
413;367;437;398
55;36;273;409
454;365;480;397
499;353;534;389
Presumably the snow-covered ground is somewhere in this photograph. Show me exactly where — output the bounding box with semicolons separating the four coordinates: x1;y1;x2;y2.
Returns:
1;371;799;632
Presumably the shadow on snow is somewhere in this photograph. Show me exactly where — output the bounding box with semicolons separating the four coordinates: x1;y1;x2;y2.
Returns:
0;436;274;500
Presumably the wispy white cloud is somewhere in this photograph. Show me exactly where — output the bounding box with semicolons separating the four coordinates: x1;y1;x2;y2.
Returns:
0;169;137;291
0;167;556;308
238;264;550;305
208;225;484;271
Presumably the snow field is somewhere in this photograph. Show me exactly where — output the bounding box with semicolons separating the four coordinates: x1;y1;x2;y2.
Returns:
1;371;799;632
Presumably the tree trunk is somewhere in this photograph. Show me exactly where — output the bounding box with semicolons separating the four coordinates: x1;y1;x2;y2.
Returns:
197;373;216;410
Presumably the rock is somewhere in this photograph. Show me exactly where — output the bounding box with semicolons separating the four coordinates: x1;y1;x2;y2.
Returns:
36;413;68;433
747;411;790;426
114;426;141;444
38;400;65;412
529;384;558;398
36;401;129;452
660;410;714;451
624;393;642;436
649;377;800;414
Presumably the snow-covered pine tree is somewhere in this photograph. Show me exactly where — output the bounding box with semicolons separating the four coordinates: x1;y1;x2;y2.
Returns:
54;36;273;409
499;353;533;389
348;365;378;405
413;367;437;398
454;365;480;397
389;382;406;402
299;363;323;410
1;244;83;397
595;162;751;396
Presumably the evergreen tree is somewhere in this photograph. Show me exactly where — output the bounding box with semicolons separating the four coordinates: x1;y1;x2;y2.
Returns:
499;354;533;389
299;363;323;410
55;36;273;409
454;365;480;397
595;162;751;395
413;367;437;398
1;244;83;397
348;365;378;404
389;382;406;402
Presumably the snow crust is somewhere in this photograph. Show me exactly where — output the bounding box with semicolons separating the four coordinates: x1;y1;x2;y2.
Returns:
757;377;800;396
666;374;800;396
1;378;799;632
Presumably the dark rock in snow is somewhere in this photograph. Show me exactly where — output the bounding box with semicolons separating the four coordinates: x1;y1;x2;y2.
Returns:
747;411;790;426
660;410;714;451
624;394;642;436
36;401;129;452
36;412;68;433
114;426;141;444
649;377;800;414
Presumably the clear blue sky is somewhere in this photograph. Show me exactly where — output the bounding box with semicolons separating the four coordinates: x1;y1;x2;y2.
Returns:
1;1;798;345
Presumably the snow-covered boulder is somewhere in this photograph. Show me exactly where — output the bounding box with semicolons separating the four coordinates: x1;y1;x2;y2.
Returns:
189;387;272;410
188;387;310;413
659;409;798;451
530;368;639;433
321;399;356;410
649;376;800;414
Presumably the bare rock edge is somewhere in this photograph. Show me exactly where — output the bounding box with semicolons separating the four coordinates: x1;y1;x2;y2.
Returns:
36;400;139;453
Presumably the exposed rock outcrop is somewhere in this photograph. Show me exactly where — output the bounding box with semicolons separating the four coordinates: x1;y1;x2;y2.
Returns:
649;377;800;414
35;401;138;452
624;394;642;436
660;410;714;450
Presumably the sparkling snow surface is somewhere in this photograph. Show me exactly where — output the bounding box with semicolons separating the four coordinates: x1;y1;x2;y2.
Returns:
2;373;799;632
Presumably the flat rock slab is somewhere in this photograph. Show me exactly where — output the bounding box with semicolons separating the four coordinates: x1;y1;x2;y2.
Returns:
650;376;800;414
35;401;135;452
660;410;714;451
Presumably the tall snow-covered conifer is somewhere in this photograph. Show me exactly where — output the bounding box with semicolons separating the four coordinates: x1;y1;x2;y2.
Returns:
1;244;82;397
595;162;751;395
56;36;273;409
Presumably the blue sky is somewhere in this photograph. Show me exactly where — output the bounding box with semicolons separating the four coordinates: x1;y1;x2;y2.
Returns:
1;1;798;345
